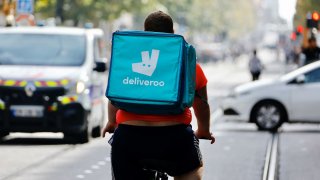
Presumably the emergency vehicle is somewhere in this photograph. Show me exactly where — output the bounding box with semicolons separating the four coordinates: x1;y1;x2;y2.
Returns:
0;27;108;143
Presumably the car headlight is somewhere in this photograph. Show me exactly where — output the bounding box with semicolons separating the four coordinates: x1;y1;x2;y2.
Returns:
76;81;86;94
67;81;87;95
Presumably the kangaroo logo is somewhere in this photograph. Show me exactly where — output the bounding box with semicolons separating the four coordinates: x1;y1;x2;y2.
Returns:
132;49;160;76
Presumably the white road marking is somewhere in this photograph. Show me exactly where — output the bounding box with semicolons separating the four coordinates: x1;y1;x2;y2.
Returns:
223;146;231;151
301;147;308;152
74;157;111;179
84;169;92;174
98;161;106;166
76;174;85;179
91;165;100;169
105;157;111;162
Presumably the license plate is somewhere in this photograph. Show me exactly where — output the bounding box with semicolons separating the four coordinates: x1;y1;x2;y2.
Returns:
10;105;44;118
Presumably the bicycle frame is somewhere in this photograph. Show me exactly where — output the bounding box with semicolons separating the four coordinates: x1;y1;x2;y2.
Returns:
142;168;169;180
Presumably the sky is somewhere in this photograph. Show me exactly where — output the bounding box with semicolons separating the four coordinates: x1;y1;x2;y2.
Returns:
278;0;297;24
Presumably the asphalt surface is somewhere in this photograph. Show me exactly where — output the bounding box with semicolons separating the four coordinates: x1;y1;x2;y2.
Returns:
1;49;320;180
278;131;320;180
201;131;271;180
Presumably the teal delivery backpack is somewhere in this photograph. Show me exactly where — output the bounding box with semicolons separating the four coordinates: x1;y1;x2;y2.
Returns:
106;31;196;114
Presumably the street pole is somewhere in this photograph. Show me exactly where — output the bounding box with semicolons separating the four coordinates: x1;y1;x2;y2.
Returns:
55;0;64;25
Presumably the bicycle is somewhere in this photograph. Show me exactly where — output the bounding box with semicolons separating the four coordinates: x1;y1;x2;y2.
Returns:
107;131;213;180
140;159;169;180
108;134;169;180
142;168;169;180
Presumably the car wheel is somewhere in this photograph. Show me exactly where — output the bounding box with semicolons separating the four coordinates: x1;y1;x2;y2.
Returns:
252;101;285;131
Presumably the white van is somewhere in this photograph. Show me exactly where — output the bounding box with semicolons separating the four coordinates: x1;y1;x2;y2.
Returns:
0;27;108;143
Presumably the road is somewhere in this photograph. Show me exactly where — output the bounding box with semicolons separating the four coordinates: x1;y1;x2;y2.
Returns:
1;48;320;180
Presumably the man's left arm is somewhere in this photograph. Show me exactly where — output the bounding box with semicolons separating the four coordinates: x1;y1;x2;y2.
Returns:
193;86;215;144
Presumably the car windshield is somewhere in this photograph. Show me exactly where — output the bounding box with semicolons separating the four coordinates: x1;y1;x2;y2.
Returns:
0;33;86;66
280;63;319;82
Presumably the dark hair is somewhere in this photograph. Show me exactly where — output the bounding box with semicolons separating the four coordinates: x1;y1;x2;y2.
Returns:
144;11;174;33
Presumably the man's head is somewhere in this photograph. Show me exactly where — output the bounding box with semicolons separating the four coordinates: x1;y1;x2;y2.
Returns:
308;37;318;48
144;11;174;33
253;49;257;56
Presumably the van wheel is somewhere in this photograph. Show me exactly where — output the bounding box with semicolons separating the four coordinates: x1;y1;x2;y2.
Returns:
76;127;90;143
91;126;101;138
64;128;89;144
252;101;285;132
64;118;90;144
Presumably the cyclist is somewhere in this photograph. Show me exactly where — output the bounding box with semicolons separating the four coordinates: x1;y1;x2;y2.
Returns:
102;11;215;180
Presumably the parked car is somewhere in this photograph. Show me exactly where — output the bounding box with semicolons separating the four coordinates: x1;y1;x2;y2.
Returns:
0;27;108;143
221;61;320;131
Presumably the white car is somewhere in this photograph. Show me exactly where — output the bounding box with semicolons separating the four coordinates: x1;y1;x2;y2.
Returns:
222;61;320;131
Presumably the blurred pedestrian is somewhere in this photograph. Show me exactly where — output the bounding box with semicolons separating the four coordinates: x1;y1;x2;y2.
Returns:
301;37;320;65
249;49;263;81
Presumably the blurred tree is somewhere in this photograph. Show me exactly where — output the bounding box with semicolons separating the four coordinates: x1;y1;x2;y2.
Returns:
129;0;192;30
32;0;256;41
55;0;63;22
34;0;56;20
34;0;158;26
187;0;256;40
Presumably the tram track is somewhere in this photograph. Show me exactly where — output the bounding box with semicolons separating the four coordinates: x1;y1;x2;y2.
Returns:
263;133;279;180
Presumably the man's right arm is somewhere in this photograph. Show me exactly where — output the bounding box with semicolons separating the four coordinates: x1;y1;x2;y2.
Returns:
102;101;118;137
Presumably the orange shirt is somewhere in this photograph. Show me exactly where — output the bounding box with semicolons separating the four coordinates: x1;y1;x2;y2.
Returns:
116;63;208;125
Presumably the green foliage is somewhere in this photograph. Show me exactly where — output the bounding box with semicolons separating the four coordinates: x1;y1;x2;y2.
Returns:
33;0;256;40
34;0;56;17
187;0;256;39
35;0;147;25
